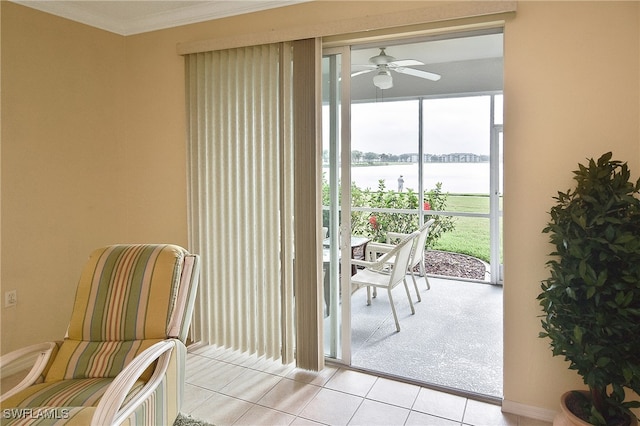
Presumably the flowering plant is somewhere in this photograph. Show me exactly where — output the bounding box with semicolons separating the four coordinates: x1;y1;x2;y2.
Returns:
346;180;455;246
368;215;379;230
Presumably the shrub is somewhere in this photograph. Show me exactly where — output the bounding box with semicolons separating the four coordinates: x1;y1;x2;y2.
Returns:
539;152;640;425
323;178;455;247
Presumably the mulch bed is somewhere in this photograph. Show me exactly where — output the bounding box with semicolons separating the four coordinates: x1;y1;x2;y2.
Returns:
423;250;487;280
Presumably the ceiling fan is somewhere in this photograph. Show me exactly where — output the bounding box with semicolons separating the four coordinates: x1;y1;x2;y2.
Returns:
351;48;441;90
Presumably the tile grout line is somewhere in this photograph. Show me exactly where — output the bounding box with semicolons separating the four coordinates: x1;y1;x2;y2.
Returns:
186;347;525;426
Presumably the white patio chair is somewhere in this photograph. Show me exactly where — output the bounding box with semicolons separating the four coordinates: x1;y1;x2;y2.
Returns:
366;219;435;302
351;231;419;332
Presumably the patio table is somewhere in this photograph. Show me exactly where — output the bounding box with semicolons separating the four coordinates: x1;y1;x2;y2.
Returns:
322;236;370;314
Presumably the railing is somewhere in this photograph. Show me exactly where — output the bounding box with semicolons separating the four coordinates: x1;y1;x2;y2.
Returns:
323;205;502;284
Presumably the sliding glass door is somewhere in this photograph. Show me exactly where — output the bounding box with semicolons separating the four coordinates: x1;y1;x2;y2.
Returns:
322;47;352;363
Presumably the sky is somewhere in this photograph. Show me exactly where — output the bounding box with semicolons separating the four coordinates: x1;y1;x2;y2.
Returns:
349;95;501;156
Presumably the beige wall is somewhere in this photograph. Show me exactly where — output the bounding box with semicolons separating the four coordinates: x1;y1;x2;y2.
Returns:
1;2;191;352
1;0;639;417
503;1;640;414
2;3;128;351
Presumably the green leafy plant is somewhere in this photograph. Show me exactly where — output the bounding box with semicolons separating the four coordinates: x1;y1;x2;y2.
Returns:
346;179;455;247
423;182;456;247
353;180;419;242
539;152;640;425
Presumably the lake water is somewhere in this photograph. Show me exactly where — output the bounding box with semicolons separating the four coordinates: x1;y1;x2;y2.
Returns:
324;163;496;194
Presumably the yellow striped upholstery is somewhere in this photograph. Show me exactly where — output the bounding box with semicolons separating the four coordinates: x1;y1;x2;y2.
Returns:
46;245;186;382
45;339;163;382
1;407;97;426
2;245;197;425
68;245;185;342
2;379;145;409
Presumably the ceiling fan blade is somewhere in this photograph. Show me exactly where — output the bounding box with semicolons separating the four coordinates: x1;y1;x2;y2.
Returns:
393;66;441;81
351;69;375;78
391;59;424;67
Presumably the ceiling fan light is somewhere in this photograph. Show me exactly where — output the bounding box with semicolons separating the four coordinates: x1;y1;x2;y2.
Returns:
373;70;393;90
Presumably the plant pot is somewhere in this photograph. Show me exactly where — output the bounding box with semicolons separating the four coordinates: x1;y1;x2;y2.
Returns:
553;391;638;426
553;391;591;426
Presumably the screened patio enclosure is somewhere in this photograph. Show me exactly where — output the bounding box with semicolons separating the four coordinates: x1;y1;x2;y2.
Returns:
346;93;503;284
321;28;504;399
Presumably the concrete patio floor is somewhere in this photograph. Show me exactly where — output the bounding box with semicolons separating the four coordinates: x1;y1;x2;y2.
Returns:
348;275;503;399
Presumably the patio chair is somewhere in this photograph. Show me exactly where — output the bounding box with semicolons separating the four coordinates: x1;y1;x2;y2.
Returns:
0;244;200;425
366;219;435;302
351;231;419;332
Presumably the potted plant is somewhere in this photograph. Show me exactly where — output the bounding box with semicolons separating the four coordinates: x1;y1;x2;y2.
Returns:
539;152;640;426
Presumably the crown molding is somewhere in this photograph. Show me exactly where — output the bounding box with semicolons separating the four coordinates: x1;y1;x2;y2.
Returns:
11;1;310;36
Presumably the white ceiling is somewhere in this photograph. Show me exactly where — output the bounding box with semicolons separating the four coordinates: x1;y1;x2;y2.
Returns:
12;0;310;36
349;32;504;102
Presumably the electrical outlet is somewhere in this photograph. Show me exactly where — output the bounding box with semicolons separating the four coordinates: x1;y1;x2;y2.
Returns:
5;290;17;307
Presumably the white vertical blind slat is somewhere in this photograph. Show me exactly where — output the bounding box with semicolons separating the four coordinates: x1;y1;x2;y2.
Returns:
266;44;280;358
292;38;323;371
279;43;295;364
252;46;263;355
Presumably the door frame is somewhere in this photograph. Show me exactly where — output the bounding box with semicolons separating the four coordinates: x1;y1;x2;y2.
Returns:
322;45;353;365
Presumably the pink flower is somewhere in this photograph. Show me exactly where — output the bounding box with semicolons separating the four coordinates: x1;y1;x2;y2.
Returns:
423;202;431;210
369;216;379;230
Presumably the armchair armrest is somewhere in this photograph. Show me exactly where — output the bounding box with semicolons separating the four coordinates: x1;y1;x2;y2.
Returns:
92;339;177;426
365;242;393;262
353;256;393;274
0;342;58;402
351;259;376;269
358;231;420;273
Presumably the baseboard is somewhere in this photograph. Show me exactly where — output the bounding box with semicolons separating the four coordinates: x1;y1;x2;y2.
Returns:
502;399;557;423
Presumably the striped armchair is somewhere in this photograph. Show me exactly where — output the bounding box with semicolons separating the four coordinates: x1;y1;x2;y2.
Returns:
0;244;200;425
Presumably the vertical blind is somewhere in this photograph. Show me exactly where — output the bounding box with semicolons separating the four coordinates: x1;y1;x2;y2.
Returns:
291;38;324;371
185;43;296;363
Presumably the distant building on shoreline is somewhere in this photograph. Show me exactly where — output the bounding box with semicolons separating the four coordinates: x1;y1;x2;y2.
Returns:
342;151;490;165
406;153;489;163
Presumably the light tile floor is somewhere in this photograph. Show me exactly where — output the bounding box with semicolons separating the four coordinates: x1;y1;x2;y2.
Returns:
184;345;551;426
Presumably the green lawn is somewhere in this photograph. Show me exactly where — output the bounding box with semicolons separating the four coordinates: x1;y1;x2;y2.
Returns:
342;191;501;263
430;195;501;263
